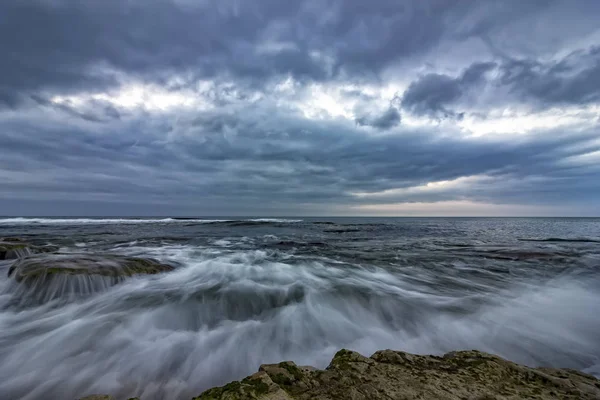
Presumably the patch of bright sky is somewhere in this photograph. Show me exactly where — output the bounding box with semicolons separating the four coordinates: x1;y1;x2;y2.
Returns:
457;105;600;136
351;175;491;199
560;150;600;167
295;81;404;120
301;86;353;119
278;73;598;137
46;73;599;140
50;82;207;112
351;200;564;217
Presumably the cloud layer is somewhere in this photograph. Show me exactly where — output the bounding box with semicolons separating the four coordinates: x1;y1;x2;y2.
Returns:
1;0;599;216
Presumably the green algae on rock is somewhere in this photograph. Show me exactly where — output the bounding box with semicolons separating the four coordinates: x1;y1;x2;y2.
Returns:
8;253;175;281
192;349;600;400
6;254;175;305
193;370;290;400
0;238;58;260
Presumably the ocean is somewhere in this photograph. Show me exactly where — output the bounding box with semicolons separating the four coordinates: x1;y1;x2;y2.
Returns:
1;217;599;399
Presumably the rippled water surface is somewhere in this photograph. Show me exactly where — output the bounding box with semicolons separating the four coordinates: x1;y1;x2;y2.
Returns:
1;217;599;399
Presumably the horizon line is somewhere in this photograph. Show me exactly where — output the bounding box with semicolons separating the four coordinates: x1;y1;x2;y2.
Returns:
2;215;600;219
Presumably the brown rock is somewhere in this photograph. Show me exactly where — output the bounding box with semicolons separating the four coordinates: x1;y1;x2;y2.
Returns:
8;253;175;281
6;253;175;304
193;349;600;400
0;238;58;260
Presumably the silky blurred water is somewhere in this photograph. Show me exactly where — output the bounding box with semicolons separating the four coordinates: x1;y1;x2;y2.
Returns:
0;217;599;399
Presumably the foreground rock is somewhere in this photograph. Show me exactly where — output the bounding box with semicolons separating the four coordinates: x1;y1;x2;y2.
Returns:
6;254;175;304
194;349;600;400
0;237;58;260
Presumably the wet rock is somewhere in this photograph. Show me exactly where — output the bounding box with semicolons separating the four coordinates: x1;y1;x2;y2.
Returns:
0;238;58;260
194;349;600;399
1;237;26;242
0;241;29;260
6;254;175;305
8;253;174;281
194;370;293;400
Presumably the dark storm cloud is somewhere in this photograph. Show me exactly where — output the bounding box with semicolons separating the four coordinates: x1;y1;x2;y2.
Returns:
355;107;401;130
401;47;600;118
0;91;20;110
0;0;578;106
0;0;599;215
500;46;600;106
0;0;302;105
1;104;599;214
29;95;122;123
401;62;495;118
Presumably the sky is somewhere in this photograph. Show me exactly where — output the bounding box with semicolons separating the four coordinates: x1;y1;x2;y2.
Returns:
1;0;599;217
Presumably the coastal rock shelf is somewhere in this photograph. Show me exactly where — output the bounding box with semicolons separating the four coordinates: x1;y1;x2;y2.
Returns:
81;349;600;400
0;237;58;260
8;253;175;281
5;253;175;305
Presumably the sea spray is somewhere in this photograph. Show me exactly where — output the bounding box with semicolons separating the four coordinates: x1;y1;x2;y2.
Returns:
0;217;598;399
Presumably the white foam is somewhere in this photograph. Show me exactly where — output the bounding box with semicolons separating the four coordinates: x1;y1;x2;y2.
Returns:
0;246;597;400
249;219;303;223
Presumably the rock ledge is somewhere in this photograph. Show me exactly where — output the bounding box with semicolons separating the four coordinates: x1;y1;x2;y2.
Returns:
0;237;58;260
81;349;600;400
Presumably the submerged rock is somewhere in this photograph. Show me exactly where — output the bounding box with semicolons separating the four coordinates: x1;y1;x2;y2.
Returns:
6;254;175;305
8;253;175;280
193;349;600;400
0;238;58;260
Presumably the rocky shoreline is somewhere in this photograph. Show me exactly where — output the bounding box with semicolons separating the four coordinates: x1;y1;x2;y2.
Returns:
79;348;600;400
3;238;598;399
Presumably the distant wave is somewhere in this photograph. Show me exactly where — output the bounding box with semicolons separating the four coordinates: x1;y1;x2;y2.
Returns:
249;218;303;223
271;240;330;249
210;219;303;227
0;218;302;226
519;237;600;243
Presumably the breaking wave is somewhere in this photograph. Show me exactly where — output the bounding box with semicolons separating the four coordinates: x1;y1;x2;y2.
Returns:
519;237;600;243
0;244;598;400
